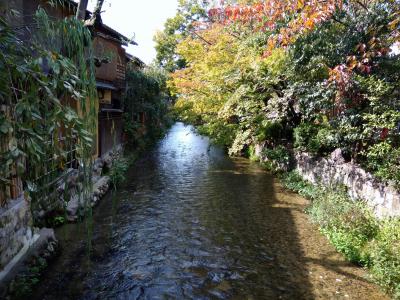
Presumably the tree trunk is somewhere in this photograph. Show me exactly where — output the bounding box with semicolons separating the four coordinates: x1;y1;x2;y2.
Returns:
76;0;89;20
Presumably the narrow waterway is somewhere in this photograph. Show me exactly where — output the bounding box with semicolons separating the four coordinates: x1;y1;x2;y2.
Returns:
33;122;387;300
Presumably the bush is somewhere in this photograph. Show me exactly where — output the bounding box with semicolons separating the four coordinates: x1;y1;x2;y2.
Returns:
315;127;341;154
369;219;400;298
294;123;341;155
109;158;130;189
198;121;238;148
364;142;400;187
308;189;377;265
256;121;284;143
294;123;321;153
280;171;319;199
261;145;291;172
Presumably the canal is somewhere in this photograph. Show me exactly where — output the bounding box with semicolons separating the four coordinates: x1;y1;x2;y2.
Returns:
33;122;387;299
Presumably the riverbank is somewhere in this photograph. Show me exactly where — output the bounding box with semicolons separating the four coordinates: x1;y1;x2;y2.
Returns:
1;130;168;299
249;145;400;299
26;123;388;299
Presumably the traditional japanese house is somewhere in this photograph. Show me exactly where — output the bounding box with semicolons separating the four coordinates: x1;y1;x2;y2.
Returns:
0;0;136;202
93;23;136;156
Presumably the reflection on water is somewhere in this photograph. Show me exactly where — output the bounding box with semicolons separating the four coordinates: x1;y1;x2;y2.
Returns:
32;122;385;300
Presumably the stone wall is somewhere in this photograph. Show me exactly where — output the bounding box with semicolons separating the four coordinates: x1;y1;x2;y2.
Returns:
33;144;123;223
0;145;123;287
255;143;400;218
295;150;400;218
0;196;38;276
65;145;122;221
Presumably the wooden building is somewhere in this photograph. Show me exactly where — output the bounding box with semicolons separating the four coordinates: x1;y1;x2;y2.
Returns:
2;0;136;157
0;0;136;204
93;22;136;156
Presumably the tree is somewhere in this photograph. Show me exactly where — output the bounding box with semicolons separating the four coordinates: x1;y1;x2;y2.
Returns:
209;0;342;55
154;0;208;72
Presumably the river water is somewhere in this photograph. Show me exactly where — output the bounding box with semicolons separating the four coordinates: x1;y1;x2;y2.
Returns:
33;122;387;300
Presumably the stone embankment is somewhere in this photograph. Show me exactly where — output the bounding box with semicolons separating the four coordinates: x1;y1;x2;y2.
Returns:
295;149;400;218
255;144;400;218
0;145;123;292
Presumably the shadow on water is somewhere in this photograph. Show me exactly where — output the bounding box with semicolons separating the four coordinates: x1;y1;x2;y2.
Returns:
31;122;385;300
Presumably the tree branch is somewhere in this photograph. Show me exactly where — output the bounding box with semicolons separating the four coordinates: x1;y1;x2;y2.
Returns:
84;0;105;27
189;30;213;46
355;0;369;11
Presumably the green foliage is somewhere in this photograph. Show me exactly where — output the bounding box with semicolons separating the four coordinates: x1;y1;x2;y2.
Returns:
46;215;66;228
369;219;400;298
154;0;208;72
293;123;321;154
0;10;97;211
124;65;171;148
228;129;252;156
261;145;291;172
280;171;319;200
363;142;400;186
246;145;258;161
197;120;238;148
9;256;48;299
256;121;284;143
294;123;341;155
109;158;129;189
308;187;377;265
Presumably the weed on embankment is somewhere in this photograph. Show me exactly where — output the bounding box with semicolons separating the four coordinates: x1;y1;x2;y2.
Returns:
281;171;400;299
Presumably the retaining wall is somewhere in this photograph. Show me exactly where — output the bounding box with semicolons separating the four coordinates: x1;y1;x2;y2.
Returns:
255;144;400;218
0;196;38;278
295;150;400;218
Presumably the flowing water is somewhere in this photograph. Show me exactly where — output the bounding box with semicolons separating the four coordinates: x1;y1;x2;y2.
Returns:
32;123;387;300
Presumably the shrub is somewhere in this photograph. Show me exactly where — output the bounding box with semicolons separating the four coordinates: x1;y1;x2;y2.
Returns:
294;123;342;155
294;123;321;153
198;121;238;148
364;142;400;187
315;127;341;154
246;145;259;161
261;145;291;172
280;171;319;200
294;123;341;155
256;121;284;143
369;219;400;298
309;190;377;265
109;158;130;189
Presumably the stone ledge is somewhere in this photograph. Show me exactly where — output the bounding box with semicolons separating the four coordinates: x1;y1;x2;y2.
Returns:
0;228;57;295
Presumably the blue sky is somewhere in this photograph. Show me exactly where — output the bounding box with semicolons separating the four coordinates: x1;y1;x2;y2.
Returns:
86;0;179;64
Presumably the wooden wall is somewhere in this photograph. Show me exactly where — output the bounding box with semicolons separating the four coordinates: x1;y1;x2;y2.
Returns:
93;35;127;87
